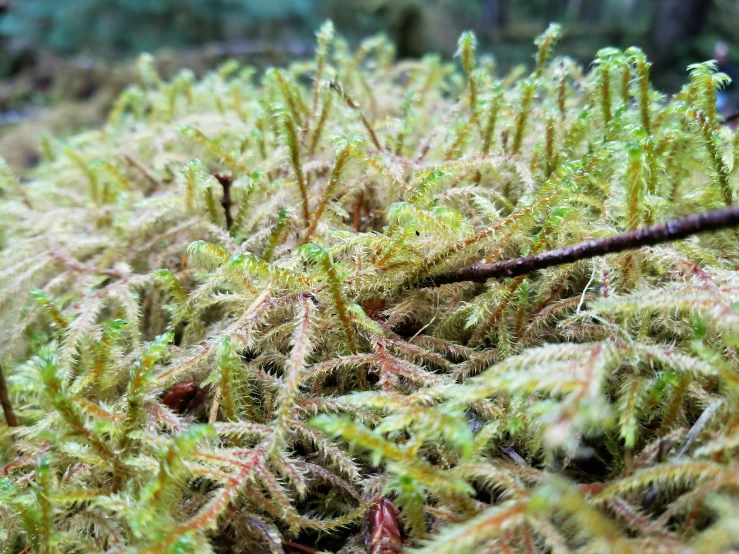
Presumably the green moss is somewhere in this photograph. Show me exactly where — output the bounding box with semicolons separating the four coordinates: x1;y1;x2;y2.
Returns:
0;23;738;554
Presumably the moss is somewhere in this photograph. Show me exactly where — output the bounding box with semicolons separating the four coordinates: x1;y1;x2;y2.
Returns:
0;23;738;554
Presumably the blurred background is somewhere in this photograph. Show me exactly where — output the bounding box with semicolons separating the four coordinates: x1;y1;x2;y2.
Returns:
0;0;737;168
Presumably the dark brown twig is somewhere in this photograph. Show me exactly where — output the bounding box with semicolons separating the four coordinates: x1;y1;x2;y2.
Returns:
352;190;364;232
213;173;234;230
423;205;739;287
0;363;18;427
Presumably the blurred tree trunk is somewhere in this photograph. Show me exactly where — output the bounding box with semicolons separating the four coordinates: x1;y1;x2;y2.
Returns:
544;0;568;23
481;0;508;41
651;0;712;66
393;4;425;58
583;0;604;23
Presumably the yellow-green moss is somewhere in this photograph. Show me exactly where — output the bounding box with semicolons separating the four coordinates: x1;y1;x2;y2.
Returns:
0;22;738;554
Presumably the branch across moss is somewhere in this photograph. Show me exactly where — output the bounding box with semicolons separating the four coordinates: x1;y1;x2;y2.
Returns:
422;204;739;286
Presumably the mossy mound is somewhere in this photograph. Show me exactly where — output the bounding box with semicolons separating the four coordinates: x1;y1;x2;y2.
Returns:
1;22;738;554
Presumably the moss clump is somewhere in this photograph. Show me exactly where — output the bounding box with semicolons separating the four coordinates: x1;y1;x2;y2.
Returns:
1;21;738;554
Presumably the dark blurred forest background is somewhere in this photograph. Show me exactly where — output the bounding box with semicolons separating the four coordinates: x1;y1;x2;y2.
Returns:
0;0;735;168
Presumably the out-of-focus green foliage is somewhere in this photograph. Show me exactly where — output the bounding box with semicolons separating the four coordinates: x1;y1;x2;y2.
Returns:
0;0;663;59
0;0;317;55
2;0;736;81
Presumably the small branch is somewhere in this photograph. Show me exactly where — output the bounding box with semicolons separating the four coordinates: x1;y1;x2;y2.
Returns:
353;189;364;232
674;400;722;459
423;205;739;287
329;81;383;152
213;173;234;230
47;240;122;278
0;363;18;427
123;154;160;194
282;541;318;554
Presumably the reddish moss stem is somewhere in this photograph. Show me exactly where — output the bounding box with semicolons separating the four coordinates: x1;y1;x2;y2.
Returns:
0;364;18;427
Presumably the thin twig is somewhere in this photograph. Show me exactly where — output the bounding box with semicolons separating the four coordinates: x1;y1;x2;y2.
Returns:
282;541;318;554
674;400;722;459
123;154;160;193
213;173;234;230
352;189;364;232
47;240;122;278
329;81;383;152
422;204;739;287
0;363;18;427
